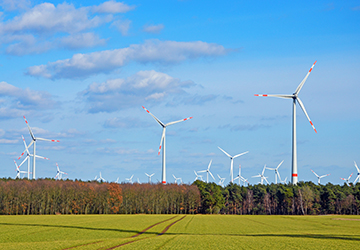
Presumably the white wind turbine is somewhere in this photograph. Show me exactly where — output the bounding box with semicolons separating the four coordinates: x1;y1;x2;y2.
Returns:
115;177;120;183
55;163;67;180
126;174;134;184
96;172;106;182
265;160;284;184
142;106;192;184
340;173;353;186
311;169;330;185
217;174;226;187
18;116;59;179
255;61;317;185
352;161;360;185
145;173;155;183
172;174;182;184
233;165;248;186
218;147;248;183
14;160;28;179
194;170;203;182
252;165;269;185
137;178;141;184
18;135;49;179
197;160;215;183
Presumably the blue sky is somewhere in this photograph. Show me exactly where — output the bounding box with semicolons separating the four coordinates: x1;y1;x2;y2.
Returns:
0;0;359;185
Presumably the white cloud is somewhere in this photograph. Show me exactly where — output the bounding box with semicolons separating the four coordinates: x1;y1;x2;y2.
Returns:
111;19;131;35
0;81;58;119
143;24;164;34
0;0;30;11
27;39;229;79
80;70;195;113
92;1;135;14
60;32;106;50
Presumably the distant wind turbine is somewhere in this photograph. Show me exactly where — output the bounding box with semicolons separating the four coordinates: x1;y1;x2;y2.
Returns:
218;147;248;183
14;160;28;179
233;165;248;186
145;173;155;183
126;175;134;184
18;116;59;179
197;160;215;183
55;163;68;180
340;173;353;186
194;170;203;182
217;174;226;187
352;161;360;185
96;172;106;182
252;165;269;185
172;174;182;184
311;169;330;185
255;61;317;184
265;160;284;184
142;106;192;184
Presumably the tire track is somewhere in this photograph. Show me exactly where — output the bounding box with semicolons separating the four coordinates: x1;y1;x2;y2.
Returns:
158;215;186;236
104;215;181;250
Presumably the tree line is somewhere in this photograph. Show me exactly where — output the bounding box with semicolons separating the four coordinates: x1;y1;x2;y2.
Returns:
0;178;359;215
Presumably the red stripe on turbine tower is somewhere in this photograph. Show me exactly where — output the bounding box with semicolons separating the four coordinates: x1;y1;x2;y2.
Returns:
292;174;298;177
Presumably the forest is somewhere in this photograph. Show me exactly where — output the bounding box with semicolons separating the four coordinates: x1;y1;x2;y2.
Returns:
0;178;359;215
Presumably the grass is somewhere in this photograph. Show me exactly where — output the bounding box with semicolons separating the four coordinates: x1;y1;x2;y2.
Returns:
0;214;359;249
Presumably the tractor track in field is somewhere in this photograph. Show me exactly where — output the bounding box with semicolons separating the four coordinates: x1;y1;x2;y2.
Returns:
63;240;104;250
104;215;186;249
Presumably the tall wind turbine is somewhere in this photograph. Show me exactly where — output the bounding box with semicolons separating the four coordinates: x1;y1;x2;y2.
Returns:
217;174;226;187
252;165;269;185
194;170;203;182
14;160;28;179
352;161;360;185
96;172;106;182
145;173;155;183
311;169;330;185
255;61;317;185
142;106;192;184
55;163;67;180
340;173;353;186
197;160;215;183
218;147;248;183
266;160;284;184
233;165;248;186
18;116;59;179
126;174;134;184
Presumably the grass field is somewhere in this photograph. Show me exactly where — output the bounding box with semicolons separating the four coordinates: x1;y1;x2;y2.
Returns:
0;214;359;249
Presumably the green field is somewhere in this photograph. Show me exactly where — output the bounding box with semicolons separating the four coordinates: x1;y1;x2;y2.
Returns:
0;214;359;249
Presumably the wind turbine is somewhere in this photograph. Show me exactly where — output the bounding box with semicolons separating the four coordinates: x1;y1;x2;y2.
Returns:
217;174;226;187
126;175;134;184
172;174;182;184
265;160;284;184
145;173;155;183
115;177;120;183
18;116;59;179
18;135;49;179
142;106;192;184
96;172;106;182
218;147;248;183
55;163;67;180
252;165;269;185
137;178;141;184
197;160;215;183
194;170;203;182
233;164;248;186
352;161;360;185
311;169;330;185
255;61;317;185
14;160;28;179
340;173;353;186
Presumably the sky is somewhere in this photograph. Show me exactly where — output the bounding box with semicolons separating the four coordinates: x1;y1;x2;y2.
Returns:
0;0;359;185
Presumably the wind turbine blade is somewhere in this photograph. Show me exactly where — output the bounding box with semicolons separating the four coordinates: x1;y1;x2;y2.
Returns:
23;116;35;140
233;151;249;159
36;137;60;142
158;128;166;155
197;170;207;173
142;106;165;127
355;161;360;173
207;160;212;170
264;176;269;184
21;135;31;155
262;165;267;175
320;174;330;178
254;94;293;99
354;175;360;185
150;173;154;177
165;116;193;126
296;97;317;133
276;160;284;170
233;176;239;181
17;140;34;160
218;147;231;158
348;173;353;179
252;174;261;178
34;155;49;160
209;171;215;180
294;61;317;95
18;156;29;168
311;169;319;178
145;173;150;177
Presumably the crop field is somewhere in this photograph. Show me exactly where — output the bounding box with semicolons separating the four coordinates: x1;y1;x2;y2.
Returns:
0;214;359;249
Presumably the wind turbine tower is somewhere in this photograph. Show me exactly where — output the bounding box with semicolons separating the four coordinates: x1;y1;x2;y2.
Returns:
255;61;317;184
142;106;192;184
218;147;248;183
